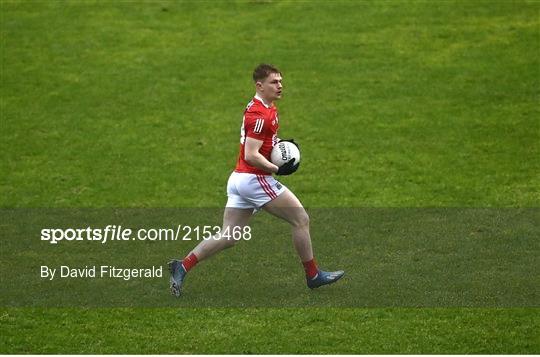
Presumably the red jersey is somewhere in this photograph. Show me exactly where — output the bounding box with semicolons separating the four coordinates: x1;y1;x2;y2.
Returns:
234;95;279;175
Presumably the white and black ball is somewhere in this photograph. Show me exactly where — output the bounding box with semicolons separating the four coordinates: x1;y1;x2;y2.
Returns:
271;141;301;167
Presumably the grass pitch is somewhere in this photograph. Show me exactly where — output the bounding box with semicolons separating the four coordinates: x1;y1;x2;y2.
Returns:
1;0;539;354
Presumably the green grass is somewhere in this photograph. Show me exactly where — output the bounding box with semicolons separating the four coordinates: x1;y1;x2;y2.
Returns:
1;308;538;354
1;0;539;354
2;0;538;207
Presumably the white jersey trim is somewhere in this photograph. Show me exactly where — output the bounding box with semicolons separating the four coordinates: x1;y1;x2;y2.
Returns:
254;93;271;108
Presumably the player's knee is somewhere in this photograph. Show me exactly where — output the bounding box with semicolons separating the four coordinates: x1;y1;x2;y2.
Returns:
223;237;238;248
292;211;310;228
219;228;241;249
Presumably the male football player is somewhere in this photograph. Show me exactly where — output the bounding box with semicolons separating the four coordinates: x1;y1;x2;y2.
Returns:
168;64;344;297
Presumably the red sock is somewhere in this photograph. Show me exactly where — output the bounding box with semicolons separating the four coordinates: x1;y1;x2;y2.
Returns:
302;258;319;279
182;253;199;272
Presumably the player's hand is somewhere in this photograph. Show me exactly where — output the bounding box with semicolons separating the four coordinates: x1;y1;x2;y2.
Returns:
276;158;300;176
279;139;299;149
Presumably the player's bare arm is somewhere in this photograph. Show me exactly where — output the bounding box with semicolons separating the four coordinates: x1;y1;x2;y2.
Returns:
244;137;279;174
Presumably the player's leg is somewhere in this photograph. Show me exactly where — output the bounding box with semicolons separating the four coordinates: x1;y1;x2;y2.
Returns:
263;188;344;289
190;207;253;261
261;189;313;261
168;207;252;297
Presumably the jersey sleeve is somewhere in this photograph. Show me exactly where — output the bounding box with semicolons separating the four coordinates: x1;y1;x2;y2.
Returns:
244;110;268;141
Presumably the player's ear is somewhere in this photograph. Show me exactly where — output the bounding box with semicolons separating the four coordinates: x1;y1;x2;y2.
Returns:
255;81;263;91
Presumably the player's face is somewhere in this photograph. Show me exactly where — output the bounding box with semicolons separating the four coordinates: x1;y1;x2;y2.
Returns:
258;73;283;102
